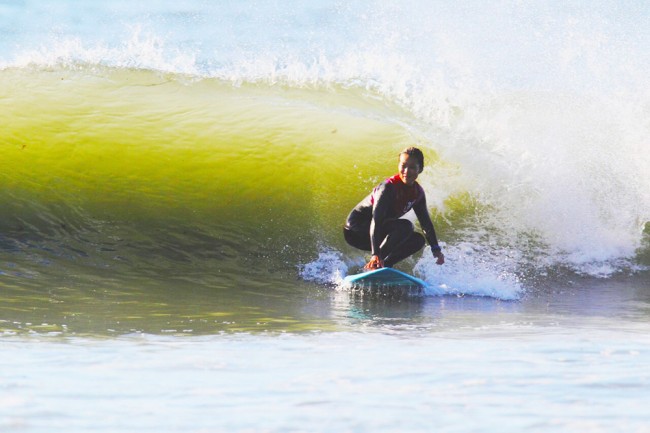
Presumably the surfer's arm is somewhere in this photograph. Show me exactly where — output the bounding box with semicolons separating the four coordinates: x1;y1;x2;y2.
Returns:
414;196;445;265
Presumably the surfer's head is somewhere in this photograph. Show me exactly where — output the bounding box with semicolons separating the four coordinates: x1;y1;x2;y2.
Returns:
398;147;424;186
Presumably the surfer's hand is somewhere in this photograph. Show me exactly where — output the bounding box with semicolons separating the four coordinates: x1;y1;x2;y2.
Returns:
364;255;384;270
433;250;445;265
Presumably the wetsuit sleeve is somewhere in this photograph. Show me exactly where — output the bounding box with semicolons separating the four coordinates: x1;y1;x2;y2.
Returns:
369;182;394;256
413;194;441;252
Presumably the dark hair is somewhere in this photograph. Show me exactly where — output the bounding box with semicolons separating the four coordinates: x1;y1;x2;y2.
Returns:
399;147;424;173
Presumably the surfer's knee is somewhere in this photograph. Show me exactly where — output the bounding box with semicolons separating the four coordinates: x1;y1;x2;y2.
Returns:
411;232;426;251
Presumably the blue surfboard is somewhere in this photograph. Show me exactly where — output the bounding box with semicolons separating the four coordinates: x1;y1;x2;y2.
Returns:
343;267;428;295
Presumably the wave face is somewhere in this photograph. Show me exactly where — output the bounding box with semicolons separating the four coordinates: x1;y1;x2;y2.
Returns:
1;1;649;300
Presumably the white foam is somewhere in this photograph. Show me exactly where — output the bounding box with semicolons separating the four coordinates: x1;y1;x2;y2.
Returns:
415;243;525;301
298;248;354;286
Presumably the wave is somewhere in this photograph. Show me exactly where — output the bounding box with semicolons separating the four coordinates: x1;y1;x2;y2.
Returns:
2;0;650;299
1;63;648;301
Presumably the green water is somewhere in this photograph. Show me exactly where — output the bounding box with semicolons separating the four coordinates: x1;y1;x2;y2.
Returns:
0;66;454;335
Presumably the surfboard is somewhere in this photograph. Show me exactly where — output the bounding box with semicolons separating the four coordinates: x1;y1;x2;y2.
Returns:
342;267;428;294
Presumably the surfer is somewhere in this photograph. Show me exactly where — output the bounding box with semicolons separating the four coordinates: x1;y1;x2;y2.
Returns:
344;147;445;270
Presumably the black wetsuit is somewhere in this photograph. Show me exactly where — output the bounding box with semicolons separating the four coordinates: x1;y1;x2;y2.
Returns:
344;174;441;267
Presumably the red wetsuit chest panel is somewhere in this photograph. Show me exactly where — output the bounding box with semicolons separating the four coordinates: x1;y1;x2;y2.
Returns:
379;174;424;217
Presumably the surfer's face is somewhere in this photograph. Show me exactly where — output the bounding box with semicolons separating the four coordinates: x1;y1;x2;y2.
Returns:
398;153;420;186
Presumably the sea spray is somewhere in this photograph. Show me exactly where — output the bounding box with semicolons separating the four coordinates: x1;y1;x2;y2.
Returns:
298;247;352;286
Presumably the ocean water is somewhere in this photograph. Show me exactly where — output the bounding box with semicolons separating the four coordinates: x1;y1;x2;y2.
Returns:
1;1;649;432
